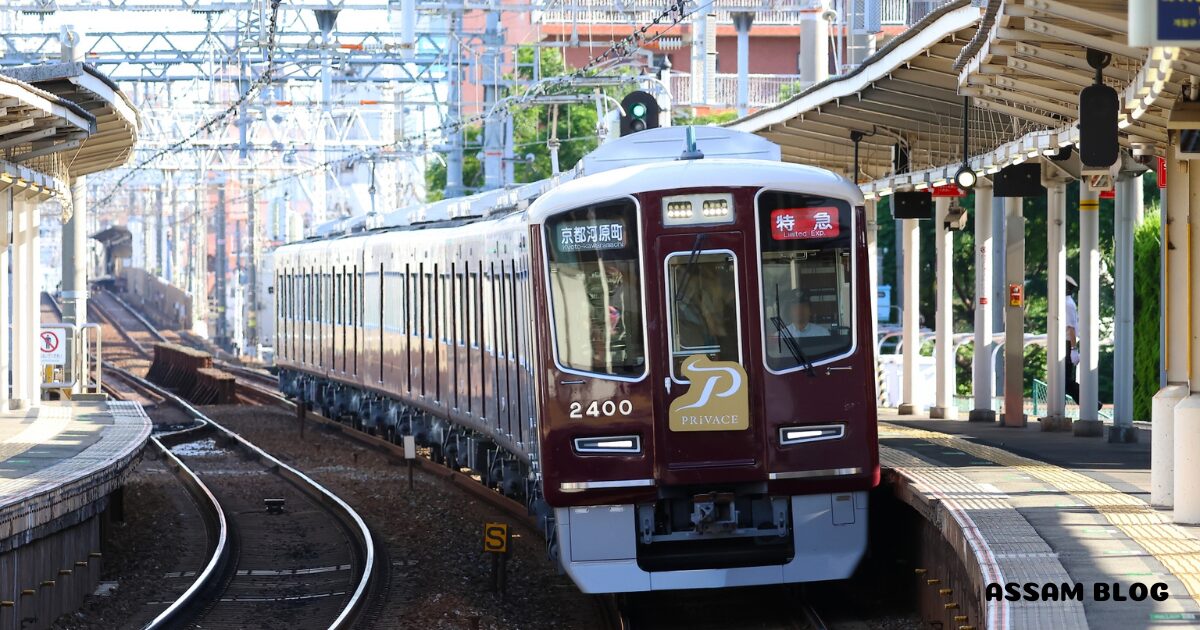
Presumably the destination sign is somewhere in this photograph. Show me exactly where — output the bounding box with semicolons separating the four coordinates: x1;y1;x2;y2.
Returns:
555;220;626;252
770;207;840;240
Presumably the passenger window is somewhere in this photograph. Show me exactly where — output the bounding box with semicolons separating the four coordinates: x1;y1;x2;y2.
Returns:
544;198;645;378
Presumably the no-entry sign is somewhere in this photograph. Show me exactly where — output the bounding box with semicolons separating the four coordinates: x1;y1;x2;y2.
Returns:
40;329;65;365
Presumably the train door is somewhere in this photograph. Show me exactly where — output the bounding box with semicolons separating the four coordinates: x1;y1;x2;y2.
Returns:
651;231;763;486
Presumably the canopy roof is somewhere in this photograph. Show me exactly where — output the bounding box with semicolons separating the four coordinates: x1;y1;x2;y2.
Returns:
730;0;1184;197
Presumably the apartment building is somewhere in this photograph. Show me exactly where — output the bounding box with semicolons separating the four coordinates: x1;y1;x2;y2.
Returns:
533;0;953;111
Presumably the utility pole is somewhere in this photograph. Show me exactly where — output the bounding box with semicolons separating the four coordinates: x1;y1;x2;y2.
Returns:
482;7;503;191
215;184;228;350
247;177;258;354
155;184;164;278
316;9;339;224
444;8;465;198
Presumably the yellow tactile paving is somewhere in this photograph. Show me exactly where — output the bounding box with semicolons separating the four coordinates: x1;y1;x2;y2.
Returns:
882;422;1200;603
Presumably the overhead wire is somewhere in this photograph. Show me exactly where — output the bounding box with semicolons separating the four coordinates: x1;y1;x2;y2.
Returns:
92;0;285;211
222;0;694;205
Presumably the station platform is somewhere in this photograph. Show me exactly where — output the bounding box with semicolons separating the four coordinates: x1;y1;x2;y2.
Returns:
0;400;150;628
879;409;1199;630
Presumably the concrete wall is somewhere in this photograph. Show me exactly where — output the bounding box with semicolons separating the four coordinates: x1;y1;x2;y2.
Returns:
122;267;193;331
0;509;106;630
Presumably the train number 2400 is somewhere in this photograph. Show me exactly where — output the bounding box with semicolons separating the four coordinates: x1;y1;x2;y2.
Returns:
569;399;633;418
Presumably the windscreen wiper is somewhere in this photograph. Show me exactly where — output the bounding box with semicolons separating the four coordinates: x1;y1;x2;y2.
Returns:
673;233;706;301
770;315;817;377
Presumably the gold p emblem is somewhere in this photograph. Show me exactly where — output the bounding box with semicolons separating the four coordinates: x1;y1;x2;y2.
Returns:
669;356;750;432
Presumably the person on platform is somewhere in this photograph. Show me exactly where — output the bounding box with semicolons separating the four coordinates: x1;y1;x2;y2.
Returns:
784;291;830;338
1065;275;1081;404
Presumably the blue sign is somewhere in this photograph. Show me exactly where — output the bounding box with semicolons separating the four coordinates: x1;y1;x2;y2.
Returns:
1159;0;1200;40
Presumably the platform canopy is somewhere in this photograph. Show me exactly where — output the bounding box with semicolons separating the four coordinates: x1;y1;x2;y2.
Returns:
2;63;139;178
729;0;1190;197
0;73;96;201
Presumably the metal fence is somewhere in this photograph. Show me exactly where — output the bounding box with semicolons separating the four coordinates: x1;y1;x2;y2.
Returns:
538;0;812;26
1030;378;1114;421
539;0;961;27
669;72;804;107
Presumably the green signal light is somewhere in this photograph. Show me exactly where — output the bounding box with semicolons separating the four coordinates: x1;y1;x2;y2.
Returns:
631;103;647;118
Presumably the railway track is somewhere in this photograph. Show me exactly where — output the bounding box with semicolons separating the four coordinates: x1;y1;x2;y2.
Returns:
108;365;377;629
49;292;377;628
81;290;860;629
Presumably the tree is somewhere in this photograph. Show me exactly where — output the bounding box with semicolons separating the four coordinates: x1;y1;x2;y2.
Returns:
425;46;635;200
1133;207;1161;421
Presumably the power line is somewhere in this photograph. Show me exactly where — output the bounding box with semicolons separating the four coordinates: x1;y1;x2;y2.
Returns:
92;0;284;210
224;0;692;205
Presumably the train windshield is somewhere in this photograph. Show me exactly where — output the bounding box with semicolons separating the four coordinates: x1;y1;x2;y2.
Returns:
757;191;854;371
545;198;646;378
665;250;740;380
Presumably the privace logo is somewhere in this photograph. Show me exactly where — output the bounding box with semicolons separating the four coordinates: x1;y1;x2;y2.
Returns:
669;356;750;432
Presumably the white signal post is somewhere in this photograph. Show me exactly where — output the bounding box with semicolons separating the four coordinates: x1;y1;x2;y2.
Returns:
930;196;956;419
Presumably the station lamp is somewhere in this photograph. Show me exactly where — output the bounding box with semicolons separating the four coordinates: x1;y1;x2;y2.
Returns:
620;91;661;137
955;96;977;190
954;164;977;190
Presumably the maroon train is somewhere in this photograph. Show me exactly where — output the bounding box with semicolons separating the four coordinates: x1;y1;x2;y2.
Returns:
273;127;879;593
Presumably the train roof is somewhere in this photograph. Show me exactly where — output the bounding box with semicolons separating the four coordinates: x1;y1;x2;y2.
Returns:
527;158;863;224
298;126;854;242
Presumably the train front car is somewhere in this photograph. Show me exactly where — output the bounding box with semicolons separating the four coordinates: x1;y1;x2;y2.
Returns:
529;157;878;593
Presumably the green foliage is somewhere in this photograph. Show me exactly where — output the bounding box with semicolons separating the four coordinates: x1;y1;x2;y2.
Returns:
672;110;739;127
778;80;806;102
878;173;1164;407
426;46;628;200
1133;207;1161;421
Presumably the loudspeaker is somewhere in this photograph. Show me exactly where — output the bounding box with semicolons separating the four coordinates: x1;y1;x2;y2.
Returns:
892;191;933;220
993;163;1046;198
1079;84;1119;168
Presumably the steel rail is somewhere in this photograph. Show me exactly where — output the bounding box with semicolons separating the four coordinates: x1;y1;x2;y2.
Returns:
141;431;230;630
102;290;169;344
111;364;377;630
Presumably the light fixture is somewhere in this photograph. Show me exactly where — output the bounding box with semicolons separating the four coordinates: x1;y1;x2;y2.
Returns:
662;193;734;226
573;435;642;454
779;424;845;446
954;164;978;190
955;95;977;190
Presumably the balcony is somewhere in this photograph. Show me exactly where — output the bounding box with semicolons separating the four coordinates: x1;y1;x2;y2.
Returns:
668;72;804;108
536;0;959;28
538;0;812;27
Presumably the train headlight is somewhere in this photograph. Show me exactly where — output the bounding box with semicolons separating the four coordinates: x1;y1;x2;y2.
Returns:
779;424;844;446
662;193;735;226
573;435;642;454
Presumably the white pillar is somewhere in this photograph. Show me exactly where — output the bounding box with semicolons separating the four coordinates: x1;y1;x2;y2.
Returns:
11;194;30;409
799;1;830;90
866;199;879;346
1074;183;1102;435
1174;155;1200;523
970;184;995;421
26;197;39;405
0;189;9;410
1110;175;1138;442
1156;152;1190;507
931;197;957;419
732;12;754;118
897;218;920;415
63;177;88;393
1042;179;1069;429
1002;196;1026;427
